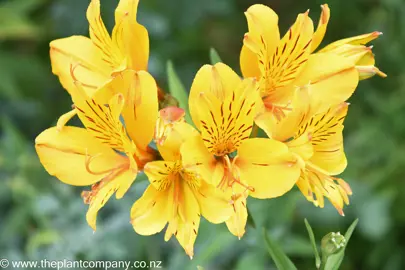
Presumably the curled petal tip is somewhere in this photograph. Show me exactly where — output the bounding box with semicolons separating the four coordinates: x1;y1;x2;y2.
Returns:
377;69;388;78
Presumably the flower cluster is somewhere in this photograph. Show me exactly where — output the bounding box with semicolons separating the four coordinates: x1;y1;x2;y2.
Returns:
35;0;385;257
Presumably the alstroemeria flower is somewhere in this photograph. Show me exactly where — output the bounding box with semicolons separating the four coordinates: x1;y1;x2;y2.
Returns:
131;113;232;258
310;5;386;80
181;63;301;238
35;70;158;230
263;89;352;215
240;4;361;129
50;0;149;96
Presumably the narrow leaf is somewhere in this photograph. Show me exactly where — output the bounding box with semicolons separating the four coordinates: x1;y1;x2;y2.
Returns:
209;48;222;65
263;228;297;270
166;61;192;124
323;219;359;270
304;219;321;269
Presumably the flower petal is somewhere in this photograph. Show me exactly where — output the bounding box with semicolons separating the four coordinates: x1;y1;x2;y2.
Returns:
144;161;178;190
86;168;136;230
114;0;149;71
308;103;348;175
95;70;159;150
240;44;261;79
244;4;280;56
241;4;280;79
311;4;330;52
244;9;313;108
320;31;382;53
87;0;124;69
225;195;248;239
35;126;126;186
293;53;358;113
131;185;171;235
256;86;312;141
157;121;199;162
70;80;137;161
175;182;201;258
181;135;222;187
195;78;259;156
235;138;301;199
50;36;111;96
189;63;241;129
194;181;233;224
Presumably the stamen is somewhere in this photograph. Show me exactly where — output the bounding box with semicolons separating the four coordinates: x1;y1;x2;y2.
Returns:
85;149;127;175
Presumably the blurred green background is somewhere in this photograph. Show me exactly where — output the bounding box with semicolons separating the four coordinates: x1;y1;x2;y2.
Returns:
0;0;403;269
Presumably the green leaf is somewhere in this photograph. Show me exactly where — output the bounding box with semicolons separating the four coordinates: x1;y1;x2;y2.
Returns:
263;228;297;270
209;48;222;65
323;219;359;270
166;61;192;124
304;219;321;269
247;207;256;229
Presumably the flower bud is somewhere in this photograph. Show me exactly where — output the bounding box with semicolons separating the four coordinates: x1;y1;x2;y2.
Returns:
321;231;346;256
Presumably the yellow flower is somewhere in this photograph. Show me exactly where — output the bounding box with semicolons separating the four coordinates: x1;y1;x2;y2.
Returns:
240;4;365;129
50;0;149;96
131;113;232;258
181;63;301;238
311;4;386;80
35;70;158;230
263;89;352;215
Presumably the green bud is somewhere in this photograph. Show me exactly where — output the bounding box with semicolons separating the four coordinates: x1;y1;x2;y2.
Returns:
321;231;346;256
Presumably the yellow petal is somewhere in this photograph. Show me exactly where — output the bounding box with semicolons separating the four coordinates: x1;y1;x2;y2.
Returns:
157;121;199;162
181;135;218;186
131;185;171;235
246;9;313;106
356;65;387;80
86;168;136;230
50;36;111;96
175;182;201;258
144;161;178;190
287;133;314;161
325;44;373;65
56;109;77;131
189;63;241;129
307;103;348;175
320;31;382;53
114;0;149;71
241;4;280;78
195;78;259;156
194;181;233;224
70;81;136;158
311;4;330;52
226;195;248;239
256;86;312;141
87;0;124;69
95;70;158;150
35;126;126;186
240;45;261;79
235;138;301;199
244;4;280;55
293;53;358;113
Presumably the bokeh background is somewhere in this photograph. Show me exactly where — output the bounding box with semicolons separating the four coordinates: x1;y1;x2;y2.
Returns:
0;0;403;269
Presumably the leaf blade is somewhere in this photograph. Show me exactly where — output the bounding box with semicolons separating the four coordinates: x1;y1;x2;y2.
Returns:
263;228;297;270
166;60;192;124
323;219;359;270
304;219;321;269
209;48;222;65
